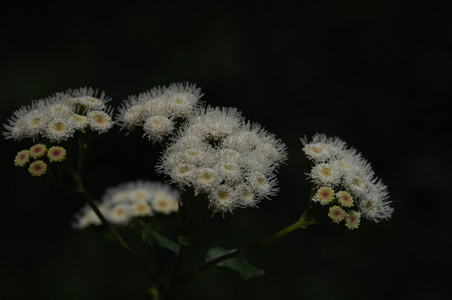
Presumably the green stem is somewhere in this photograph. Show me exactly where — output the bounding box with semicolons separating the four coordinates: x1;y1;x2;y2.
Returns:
69;170;167;292
66;136;169;294
177;211;315;285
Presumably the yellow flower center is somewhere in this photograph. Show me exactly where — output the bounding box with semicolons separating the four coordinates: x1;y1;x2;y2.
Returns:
320;166;332;178
94;115;108;125
52;121;66;132
219;190;230;201
310;146;322;154
200;172;212;181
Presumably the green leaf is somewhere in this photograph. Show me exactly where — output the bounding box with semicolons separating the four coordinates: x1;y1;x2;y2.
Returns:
206;247;264;280
142;227;180;261
178;235;190;246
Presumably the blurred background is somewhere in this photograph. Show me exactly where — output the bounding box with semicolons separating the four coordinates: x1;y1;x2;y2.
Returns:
1;1;450;299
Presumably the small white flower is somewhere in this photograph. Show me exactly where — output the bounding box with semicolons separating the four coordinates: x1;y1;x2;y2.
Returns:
301;133;347;162
68;87;110;111
235;183;256;207
24;109;48;138
87;110;114;133
193;167;218;194
170;163;196;188
132;201;153;217
208;185;238;214
116;101;145;131
142;115;174;142
152;191;179;215
310;162;342;187
247;171;276;197
164;82;203;118
45;118;76;143
108;204;133;225
215;161;241;183
70;114;88;131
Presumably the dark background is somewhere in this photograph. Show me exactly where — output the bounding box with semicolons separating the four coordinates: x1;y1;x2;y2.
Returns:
1;1;450;299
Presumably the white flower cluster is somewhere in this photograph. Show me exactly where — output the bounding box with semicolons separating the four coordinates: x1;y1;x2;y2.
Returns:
116;82;203;142
157;106;287;215
73;180;180;229
302;133;393;225
3;87;114;142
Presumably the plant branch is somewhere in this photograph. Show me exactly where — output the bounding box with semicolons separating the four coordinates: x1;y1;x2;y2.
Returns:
177;211;315;285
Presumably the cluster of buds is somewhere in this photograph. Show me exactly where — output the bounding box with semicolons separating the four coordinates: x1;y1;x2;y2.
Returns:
14;143;67;177
73;180;180;228
302;134;392;229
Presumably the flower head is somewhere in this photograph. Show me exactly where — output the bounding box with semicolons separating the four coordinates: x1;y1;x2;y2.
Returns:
87;110;114;133
328;205;346;223
116;82;203;139
157;105;287;215
28;160;47;177
3;87;114;143
29;144;47;159
302;134;393;228
345;210;361;230
73;180;180;228
336;191;354;208
14;150;30;166
313;186;335;205
47;146;67;162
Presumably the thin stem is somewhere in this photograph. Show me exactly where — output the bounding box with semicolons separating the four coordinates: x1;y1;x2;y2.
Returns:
177;212;315;285
69;171;167;292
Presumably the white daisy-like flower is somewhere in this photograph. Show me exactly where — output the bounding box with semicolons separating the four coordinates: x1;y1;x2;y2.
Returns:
169;163;196;188
45;118;76;143
132;201;153;217
87;110;114;133
235;183;256;207
301;133;347;162
142;115;174;142
70;114;88;131
116;103;145;131
152;191;179;215
165;82;203;118
24;108;48;138
208;184;238;214
358;179;392;222
193;167;219;194
309;162;342;187
108;204;133;225
215;161;241;183
68;87;111;111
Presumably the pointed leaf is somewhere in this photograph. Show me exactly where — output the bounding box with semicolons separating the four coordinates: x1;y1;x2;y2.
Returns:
206;247;264;280
142;227;180;261
178;235;190;246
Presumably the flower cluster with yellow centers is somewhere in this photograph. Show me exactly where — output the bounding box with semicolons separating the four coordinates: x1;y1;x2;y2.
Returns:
157;106;288;215
73;180;180;228
302;134;393;228
14;143;67;177
3;87;114;142
116;82;203;142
